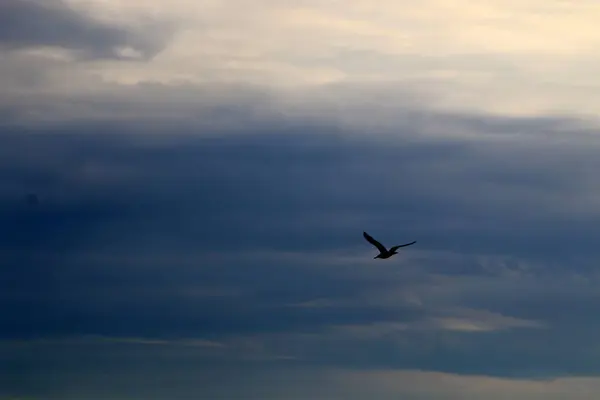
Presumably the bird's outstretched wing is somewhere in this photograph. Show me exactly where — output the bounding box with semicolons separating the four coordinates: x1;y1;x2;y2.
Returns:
363;231;387;253
389;241;417;252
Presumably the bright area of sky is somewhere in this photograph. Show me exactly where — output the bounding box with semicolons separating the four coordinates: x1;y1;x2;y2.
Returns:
4;1;600;399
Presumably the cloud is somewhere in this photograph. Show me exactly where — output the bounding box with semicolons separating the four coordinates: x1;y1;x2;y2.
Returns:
0;0;171;60
5;1;600;389
4;337;600;400
3;109;600;380
3;0;600;118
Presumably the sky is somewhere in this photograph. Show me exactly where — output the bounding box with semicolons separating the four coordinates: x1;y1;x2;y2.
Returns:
4;0;600;399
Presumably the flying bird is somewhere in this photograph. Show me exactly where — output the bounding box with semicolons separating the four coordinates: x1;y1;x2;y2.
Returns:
363;231;416;259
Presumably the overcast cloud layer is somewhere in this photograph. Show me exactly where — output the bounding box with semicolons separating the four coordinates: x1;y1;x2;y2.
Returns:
3;1;600;399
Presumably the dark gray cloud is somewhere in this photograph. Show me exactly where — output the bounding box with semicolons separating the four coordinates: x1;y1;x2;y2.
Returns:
0;0;170;60
3;106;600;384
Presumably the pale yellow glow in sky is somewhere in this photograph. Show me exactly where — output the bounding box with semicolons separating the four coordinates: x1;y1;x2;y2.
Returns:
8;0;600;119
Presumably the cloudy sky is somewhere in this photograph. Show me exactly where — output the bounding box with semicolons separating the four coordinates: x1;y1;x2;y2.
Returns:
4;0;600;398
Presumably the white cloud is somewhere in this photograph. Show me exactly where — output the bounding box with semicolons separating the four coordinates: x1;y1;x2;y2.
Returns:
3;0;600;121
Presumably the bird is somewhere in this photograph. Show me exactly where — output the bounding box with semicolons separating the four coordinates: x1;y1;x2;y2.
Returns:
363;231;416;259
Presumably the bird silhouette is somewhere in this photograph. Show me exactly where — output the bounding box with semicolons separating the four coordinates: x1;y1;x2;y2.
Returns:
363;231;416;259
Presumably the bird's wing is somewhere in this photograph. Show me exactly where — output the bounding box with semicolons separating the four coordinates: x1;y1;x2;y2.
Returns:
389;241;417;252
363;231;387;252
